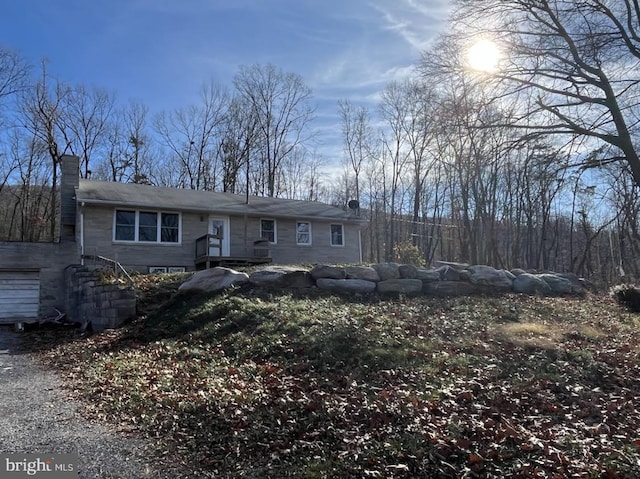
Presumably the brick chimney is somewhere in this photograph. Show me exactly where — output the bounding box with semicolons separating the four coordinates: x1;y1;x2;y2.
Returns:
59;155;79;241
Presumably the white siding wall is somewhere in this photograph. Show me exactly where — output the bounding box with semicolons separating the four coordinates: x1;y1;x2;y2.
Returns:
82;204;363;270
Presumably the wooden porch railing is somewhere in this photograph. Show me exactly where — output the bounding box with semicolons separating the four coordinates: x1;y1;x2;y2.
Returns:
195;234;272;268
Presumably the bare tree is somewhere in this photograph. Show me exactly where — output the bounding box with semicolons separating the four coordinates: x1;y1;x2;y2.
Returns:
19;61;70;240
380;81;412;260
0;142;18;195
154;81;228;190
393;80;439;250
0;45;29;124
603;162;640;280
60;85;115;178
219;95;258;194
339;99;375;205
454;0;640;186
0;45;29;189
125;101;153;183
3;132;52;241
95;100;153;184
275;147;326;200
233;63;315;197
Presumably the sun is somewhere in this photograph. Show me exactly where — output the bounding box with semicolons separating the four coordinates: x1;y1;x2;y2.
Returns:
467;39;501;73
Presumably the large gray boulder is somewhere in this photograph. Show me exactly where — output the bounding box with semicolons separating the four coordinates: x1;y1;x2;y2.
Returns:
416;268;441;282
512;273;553;295
434;261;470;271
316;278;377;294
374;263;401;281
557;272;591;292
310;264;346;280
377;279;423;295
399;264;419;279
538;273;575;295
436;265;464;281
345;265;380;282
178;267;249;294
249;266;314;289
423;281;487;297
503;270;517;281
468;265;513;290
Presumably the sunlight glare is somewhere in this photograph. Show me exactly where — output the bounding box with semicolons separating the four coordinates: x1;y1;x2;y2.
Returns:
467;39;500;73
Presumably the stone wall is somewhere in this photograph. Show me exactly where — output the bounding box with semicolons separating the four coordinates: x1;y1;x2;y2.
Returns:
179;262;590;297
65;265;136;331
247;263;588;296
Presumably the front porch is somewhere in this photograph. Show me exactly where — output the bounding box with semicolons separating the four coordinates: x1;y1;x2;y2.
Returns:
195;234;272;270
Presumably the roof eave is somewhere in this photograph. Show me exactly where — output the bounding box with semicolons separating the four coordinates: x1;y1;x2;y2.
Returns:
76;196;367;223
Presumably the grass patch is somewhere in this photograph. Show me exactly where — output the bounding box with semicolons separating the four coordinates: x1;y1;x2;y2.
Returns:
495;321;564;349
30;277;640;478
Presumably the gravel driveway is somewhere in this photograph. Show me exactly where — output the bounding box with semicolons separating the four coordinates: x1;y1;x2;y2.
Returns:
0;326;194;479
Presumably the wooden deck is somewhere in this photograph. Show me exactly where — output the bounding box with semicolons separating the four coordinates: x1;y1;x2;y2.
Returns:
195;256;272;269
195;234;272;269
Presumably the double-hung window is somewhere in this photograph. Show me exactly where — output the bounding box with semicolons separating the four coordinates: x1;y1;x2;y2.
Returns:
160;213;180;242
114;210;180;243
296;221;311;245
330;224;344;246
260;219;277;243
115;210;136;241
138;212;158;242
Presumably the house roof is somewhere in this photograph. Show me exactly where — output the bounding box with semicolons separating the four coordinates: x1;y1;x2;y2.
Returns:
76;180;364;222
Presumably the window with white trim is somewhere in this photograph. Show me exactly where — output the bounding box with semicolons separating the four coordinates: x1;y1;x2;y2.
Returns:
160;213;180;242
330;224;344;246
260;219;277;243
296;221;311;245
114;210;180;243
115;210;136;241
138;212;157;242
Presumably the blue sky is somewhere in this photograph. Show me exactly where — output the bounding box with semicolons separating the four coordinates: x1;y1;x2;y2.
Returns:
1;0;450;162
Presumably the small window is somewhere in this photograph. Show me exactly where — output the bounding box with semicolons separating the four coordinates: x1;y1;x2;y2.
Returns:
296;221;311;245
115;210;135;241
211;219;224;239
330;224;344;246
149;266;167;274
260;219;276;243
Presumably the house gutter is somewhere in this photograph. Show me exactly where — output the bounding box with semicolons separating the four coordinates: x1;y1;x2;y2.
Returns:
80;202;85;265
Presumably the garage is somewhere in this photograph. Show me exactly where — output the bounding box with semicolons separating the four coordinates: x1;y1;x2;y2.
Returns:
0;270;40;322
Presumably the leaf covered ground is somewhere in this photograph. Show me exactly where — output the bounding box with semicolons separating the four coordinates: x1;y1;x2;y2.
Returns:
29;275;640;478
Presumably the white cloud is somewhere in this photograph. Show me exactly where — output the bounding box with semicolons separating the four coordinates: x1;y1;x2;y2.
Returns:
371;0;450;51
299;0;449;177
309;0;447;94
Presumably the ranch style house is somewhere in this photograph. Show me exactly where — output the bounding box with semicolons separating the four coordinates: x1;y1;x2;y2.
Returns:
0;155;365;324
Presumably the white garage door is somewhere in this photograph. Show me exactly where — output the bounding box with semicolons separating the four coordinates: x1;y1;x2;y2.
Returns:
0;271;40;321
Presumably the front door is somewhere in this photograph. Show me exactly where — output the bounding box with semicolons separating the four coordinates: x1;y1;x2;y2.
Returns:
209;217;230;257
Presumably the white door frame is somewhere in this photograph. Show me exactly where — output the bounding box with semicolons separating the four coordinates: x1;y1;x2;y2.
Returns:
208;216;230;257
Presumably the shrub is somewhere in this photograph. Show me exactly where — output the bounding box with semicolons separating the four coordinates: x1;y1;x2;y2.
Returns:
393;240;425;266
610;283;640;312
